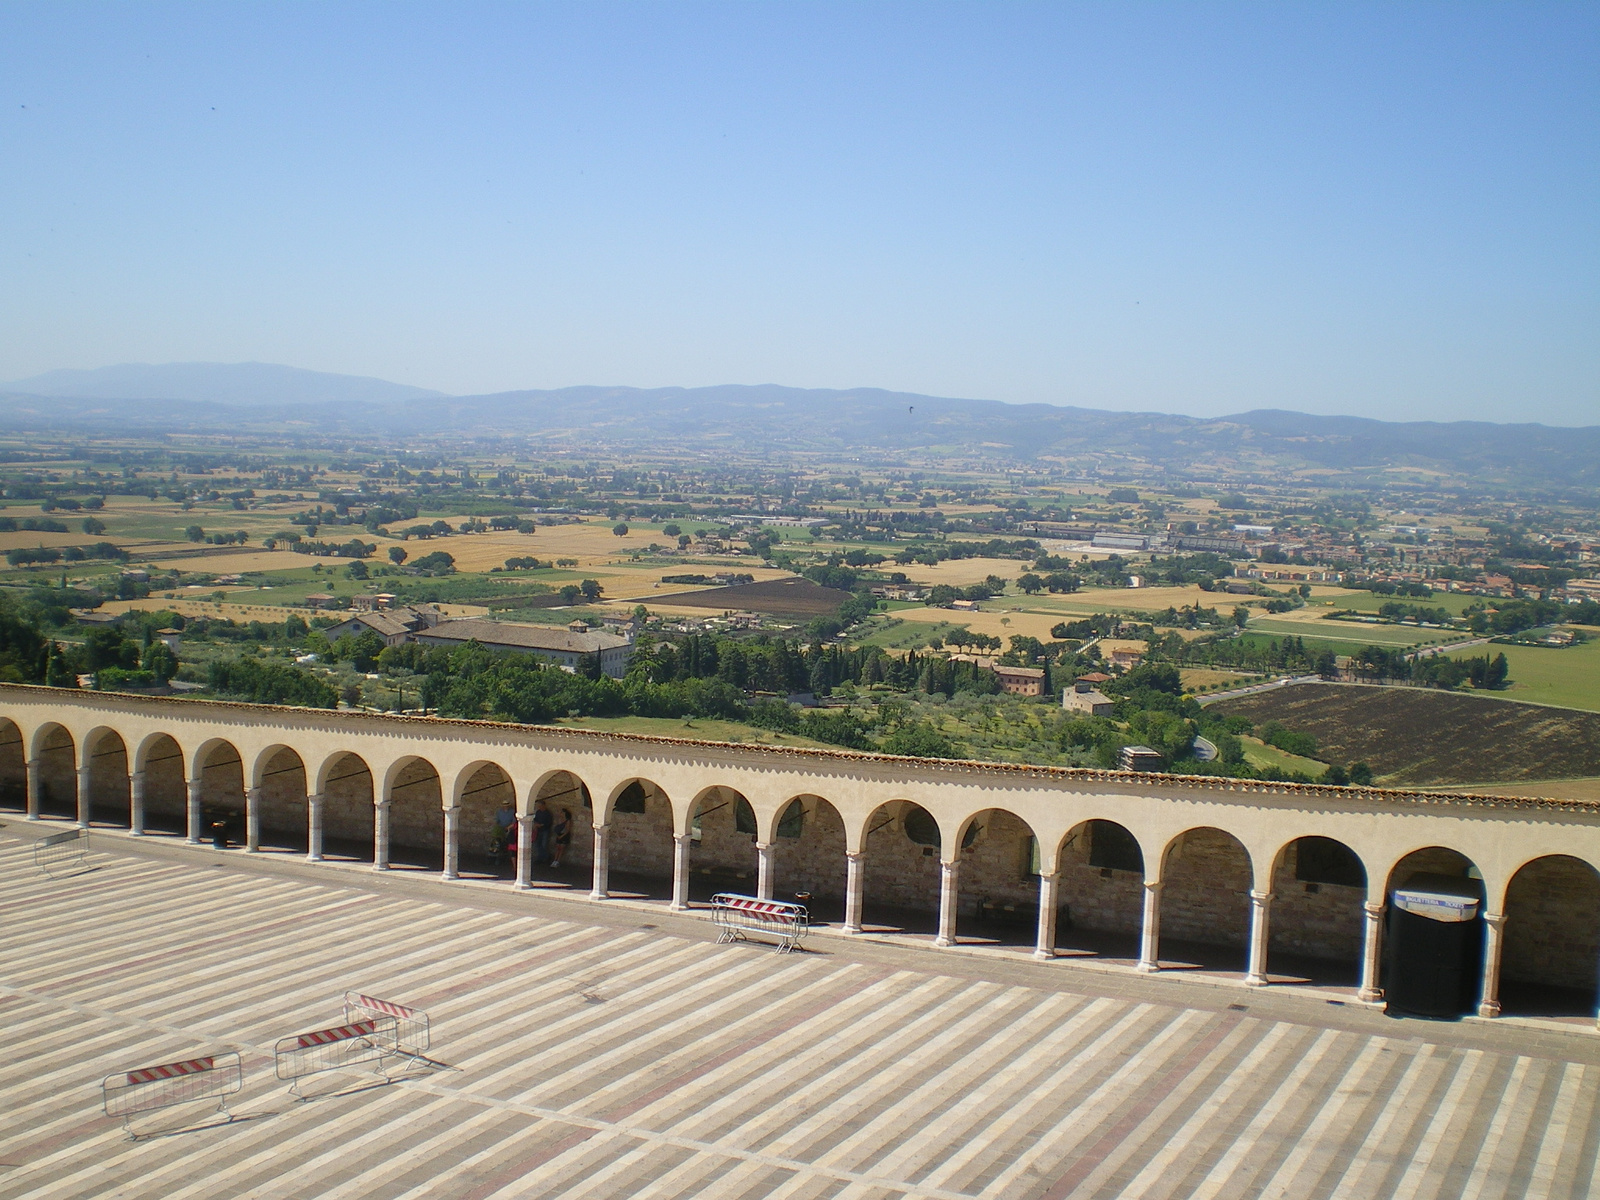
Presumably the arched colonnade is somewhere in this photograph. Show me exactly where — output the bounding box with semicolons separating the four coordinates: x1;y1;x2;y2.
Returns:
2;687;1598;1023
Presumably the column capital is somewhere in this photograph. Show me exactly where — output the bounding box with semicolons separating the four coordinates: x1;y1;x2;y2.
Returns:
1143;878;1164;893
1363;900;1385;917
846;849;864;862
1249;889;1273;904
673;832;692;847
755;840;772;852
1484;911;1506;927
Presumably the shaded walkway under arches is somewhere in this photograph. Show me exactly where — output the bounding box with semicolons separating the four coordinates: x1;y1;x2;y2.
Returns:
1501;855;1600;1020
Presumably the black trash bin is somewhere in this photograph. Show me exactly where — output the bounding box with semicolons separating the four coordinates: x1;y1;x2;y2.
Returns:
1384;873;1485;1018
209;820;229;850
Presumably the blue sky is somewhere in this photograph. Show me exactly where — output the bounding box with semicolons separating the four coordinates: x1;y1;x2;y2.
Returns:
2;2;1595;424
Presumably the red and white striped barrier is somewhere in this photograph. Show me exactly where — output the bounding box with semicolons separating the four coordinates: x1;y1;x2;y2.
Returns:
274;1014;399;1096
102;1051;243;1137
710;893;810;953
343;991;430;1060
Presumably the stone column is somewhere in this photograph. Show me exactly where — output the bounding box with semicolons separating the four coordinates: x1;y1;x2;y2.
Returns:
373;800;391;870
755;841;774;900
1245;889;1274;986
76;764;93;829
25;757;40;820
1137;880;1164;972
843;852;865;934
1358;901;1385;1002
589;824;610;899
1034;872;1061;960
442;807;460;880
1478;912;1506;1018
306;792;325;862
934;859;961;947
515;815;533;890
670;834;692;911
245;786;262;852
129;770;146;836
186;778;204;844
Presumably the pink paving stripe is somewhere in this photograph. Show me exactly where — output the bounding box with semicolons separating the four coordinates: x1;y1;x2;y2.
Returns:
1037;1010;1245;1200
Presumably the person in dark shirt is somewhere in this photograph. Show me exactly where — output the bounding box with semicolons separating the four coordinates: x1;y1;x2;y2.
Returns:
550;808;574;868
531;798;554;866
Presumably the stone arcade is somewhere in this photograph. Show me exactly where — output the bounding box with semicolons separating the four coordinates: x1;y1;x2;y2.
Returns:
4;683;1599;1022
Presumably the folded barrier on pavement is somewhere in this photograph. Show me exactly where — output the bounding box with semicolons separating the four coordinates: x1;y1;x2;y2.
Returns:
343;991;430;1065
709;893;809;953
35;827;90;879
101;1052;243;1138
274;1015;400;1097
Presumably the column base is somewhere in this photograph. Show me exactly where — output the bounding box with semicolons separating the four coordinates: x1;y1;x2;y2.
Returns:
668;901;689;912
934;936;955;948
843;923;863;935
129;829;143;837
514;881;532;892
186;838;203;846
1477;1001;1501;1018
307;853;323;863
1245;973;1270;987
25;814;39;821
1136;960;1161;973
374;863;389;872
589;889;609;901
442;870;459;882
1357;987;1383;1003
1032;948;1056;961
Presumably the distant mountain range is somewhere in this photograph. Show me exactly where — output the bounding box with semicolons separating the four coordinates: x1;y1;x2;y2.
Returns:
2;362;1595;490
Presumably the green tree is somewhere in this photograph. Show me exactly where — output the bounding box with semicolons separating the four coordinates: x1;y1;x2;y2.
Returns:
184;524;204;542
580;578;604;602
1017;573;1044;594
81;516;106;535
612;523;630;536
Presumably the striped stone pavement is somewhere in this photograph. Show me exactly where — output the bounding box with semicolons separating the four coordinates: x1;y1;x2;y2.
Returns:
0;829;1597;1199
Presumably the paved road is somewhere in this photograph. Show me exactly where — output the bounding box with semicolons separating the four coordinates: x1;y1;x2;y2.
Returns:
1;831;1597;1199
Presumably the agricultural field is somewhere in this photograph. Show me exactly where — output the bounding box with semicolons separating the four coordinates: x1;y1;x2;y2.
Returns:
633;576;851;618
1243;613;1467;649
1443;631;1600;713
1211;683;1600;788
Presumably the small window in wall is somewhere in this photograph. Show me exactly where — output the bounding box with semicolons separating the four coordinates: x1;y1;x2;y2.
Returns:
1023;835;1041;878
614;781;649;814
735;797;757;835
1088;821;1143;874
1295;837;1365;888
776;800;804;839
903;807;940;847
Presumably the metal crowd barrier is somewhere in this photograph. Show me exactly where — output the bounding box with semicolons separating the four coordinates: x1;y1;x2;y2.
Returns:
35;827;90;879
343;991;431;1066
709;893;810;954
274;1015;400;1098
101;1052;244;1139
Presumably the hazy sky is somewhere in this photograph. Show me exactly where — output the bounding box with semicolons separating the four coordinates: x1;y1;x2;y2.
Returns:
2;3;1596;424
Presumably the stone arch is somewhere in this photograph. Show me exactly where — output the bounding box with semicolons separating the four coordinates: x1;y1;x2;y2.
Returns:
454;760;516;873
194;739;246;837
31;722;76;819
82;725;131;827
0;718;26;811
772;795;847;917
603;777;674;899
1158;827;1253;972
532;770;593;877
955;807;1044;947
252;744;308;852
1499;855;1600;1018
1267;835;1367;988
384;756;443;870
687;785;758;899
1048;819;1146;961
317;751;375;862
134;733;187;834
857;800;943;935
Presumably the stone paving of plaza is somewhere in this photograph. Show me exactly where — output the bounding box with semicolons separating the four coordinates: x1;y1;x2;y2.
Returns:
2;824;1598;1200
